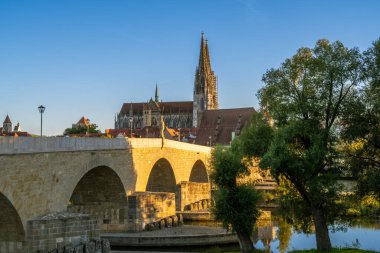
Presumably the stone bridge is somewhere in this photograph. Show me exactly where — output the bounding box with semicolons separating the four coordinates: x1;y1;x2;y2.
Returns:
0;137;211;252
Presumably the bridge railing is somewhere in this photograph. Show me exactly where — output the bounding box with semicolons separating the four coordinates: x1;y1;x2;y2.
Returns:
0;137;129;154
0;137;211;155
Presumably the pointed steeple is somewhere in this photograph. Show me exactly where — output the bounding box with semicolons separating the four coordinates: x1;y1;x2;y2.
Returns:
193;32;218;127
205;39;212;71
3;114;12;133
155;82;159;103
198;32;208;73
4;114;11;124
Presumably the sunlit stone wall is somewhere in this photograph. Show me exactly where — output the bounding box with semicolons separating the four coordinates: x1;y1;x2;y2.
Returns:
127;192;176;231
26;212;98;253
176;181;211;211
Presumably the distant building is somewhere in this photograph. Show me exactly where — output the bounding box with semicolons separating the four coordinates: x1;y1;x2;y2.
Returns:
1;115;31;136
73;116;90;128
1;114;12;133
194;108;255;146
115;33;217;131
64;116;102;137
112;33;255;146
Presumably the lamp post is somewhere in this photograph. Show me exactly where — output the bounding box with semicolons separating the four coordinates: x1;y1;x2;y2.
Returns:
129;117;133;138
38;105;45;137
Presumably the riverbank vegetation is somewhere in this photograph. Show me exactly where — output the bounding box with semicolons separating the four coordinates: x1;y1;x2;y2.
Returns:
210;145;262;253
210;37;379;253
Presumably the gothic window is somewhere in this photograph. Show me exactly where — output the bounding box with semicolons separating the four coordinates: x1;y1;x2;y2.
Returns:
152;117;157;126
200;98;204;110
200;77;205;92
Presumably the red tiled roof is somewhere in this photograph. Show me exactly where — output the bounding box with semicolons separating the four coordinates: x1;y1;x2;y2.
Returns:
120;101;193;115
1;132;31;137
77;116;89;126
195;108;256;146
105;129;131;138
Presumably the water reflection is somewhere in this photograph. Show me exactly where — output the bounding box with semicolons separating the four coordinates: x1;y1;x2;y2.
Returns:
185;218;380;252
252;219;380;253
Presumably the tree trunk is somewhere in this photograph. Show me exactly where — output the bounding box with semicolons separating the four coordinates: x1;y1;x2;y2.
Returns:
312;206;332;251
236;230;254;253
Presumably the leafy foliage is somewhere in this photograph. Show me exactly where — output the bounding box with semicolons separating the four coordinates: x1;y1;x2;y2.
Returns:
64;124;100;135
341;38;380;199
241;39;363;251
210;145;262;252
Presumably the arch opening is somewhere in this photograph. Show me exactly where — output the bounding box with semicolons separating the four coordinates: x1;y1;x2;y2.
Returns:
68;166;127;226
146;158;176;192
0;192;25;251
189;160;209;183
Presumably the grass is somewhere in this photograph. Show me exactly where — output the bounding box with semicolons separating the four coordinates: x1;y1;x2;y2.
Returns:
289;249;379;253
214;249;379;253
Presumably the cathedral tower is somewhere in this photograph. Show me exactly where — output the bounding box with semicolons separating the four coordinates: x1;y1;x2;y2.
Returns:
193;33;218;127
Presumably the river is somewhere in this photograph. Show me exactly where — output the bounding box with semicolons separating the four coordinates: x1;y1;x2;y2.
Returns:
112;219;380;252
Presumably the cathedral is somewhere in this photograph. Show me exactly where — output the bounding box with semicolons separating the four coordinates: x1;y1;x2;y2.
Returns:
114;33;255;146
114;33;218;130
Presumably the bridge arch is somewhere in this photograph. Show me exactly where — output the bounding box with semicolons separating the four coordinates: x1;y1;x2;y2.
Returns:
68;165;128;226
69;165;127;205
189;160;209;183
146;158;176;192
0;192;25;247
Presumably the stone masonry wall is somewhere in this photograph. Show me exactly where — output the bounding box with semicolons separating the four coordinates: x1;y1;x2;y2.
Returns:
0;136;129;155
176;181;211;211
127;192;176;231
67;203;128;232
26;212;99;253
0;137;211;236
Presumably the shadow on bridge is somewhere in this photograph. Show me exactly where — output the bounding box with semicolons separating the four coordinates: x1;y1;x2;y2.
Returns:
68;165;129;231
146;158;176;193
189;160;209;183
0;192;25;253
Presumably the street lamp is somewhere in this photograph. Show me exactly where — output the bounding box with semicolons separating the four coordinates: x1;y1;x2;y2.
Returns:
38;105;45;137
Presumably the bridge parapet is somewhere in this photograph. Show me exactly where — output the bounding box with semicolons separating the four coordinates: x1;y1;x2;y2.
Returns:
0;136;129;154
0;137;212;155
128;138;211;153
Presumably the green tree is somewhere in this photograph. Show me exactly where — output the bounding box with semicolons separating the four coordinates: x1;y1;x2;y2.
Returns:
210;144;262;253
241;40;362;251
64;123;100;135
341;38;380;199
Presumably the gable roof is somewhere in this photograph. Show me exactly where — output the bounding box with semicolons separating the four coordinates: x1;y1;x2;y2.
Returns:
195;108;255;146
77;116;89;126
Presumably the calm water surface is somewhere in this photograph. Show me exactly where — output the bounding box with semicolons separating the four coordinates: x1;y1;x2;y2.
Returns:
112;219;380;252
254;221;380;252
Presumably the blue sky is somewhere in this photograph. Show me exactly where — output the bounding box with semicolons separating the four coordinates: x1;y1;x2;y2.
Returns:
0;0;379;135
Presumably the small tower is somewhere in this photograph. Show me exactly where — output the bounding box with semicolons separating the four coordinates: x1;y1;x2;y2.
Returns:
3;114;12;133
193;33;218;127
155;82;159;103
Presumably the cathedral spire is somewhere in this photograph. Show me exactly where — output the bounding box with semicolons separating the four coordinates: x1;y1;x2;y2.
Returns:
155;82;159;103
198;32;209;73
193;32;218;127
